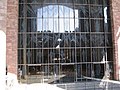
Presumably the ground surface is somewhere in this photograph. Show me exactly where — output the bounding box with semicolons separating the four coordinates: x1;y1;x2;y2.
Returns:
56;81;120;90
6;83;64;90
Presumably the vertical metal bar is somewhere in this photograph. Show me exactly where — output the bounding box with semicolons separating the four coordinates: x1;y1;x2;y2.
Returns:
59;41;60;82
105;52;108;90
58;4;60;83
88;0;93;81
73;2;77;82
42;3;44;81
53;4;56;84
23;0;27;81
47;5;49;80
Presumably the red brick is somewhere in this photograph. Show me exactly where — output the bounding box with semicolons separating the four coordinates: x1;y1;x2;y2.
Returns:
7;0;18;5
111;0;120;80
6;0;18;75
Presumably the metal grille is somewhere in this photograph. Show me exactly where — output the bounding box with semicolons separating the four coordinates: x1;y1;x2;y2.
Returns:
18;0;113;86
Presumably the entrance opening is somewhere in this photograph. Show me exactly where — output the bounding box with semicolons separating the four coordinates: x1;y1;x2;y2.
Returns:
18;0;113;84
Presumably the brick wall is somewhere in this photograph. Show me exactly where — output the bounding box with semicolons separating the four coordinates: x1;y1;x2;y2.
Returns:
111;0;120;80
6;0;18;75
0;1;7;86
0;0;7;33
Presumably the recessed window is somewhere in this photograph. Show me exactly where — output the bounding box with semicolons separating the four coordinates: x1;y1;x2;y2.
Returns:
18;0;113;84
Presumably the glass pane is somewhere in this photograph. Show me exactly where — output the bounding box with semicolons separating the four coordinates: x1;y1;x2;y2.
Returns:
64;19;69;32
76;33;80;47
59;49;66;63
104;20;111;32
42;18;49;32
43;33;50;48
36;33;43;48
64;5;74;18
103;0;109;6
77;64;82;78
59;19;64;32
18;34;24;48
59;5;64;17
48;5;54;17
27;4;42;17
26;34;37;48
58;0;74;3
92;48;105;62
76;49;81;62
26;49;32;64
36;49;43;63
37;6;43;17
58;19;75;33
91;19;104;32
75;9;78;18
61;65;75;83
91;34;105;47
43;49;49;63
53;5;58;17
90;0;103;4
37;19;43;32
26;49;38;64
74;0;89;4
70;49;75;62
19;0;25;3
27;0;44;3
19;4;25;17
70;34;75;47
81;34;90;47
94;64;104;78
19;19;26;32
81;64;86;77
18;50;24;64
105;34;112;46
61;33;71;47
27;19;37;32
49;33;54;48
43;5;49;17
107;6;111;19
52;33;59;47
79;19;89;32
77;5;89;18
38;5;59;18
81;49;90;62
90;6;103;18
86;64;92;77
107;48;113;61
75;19;79;31
49;50;55;63
53;19;58;32
70;19;75;32
45;0;56;3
